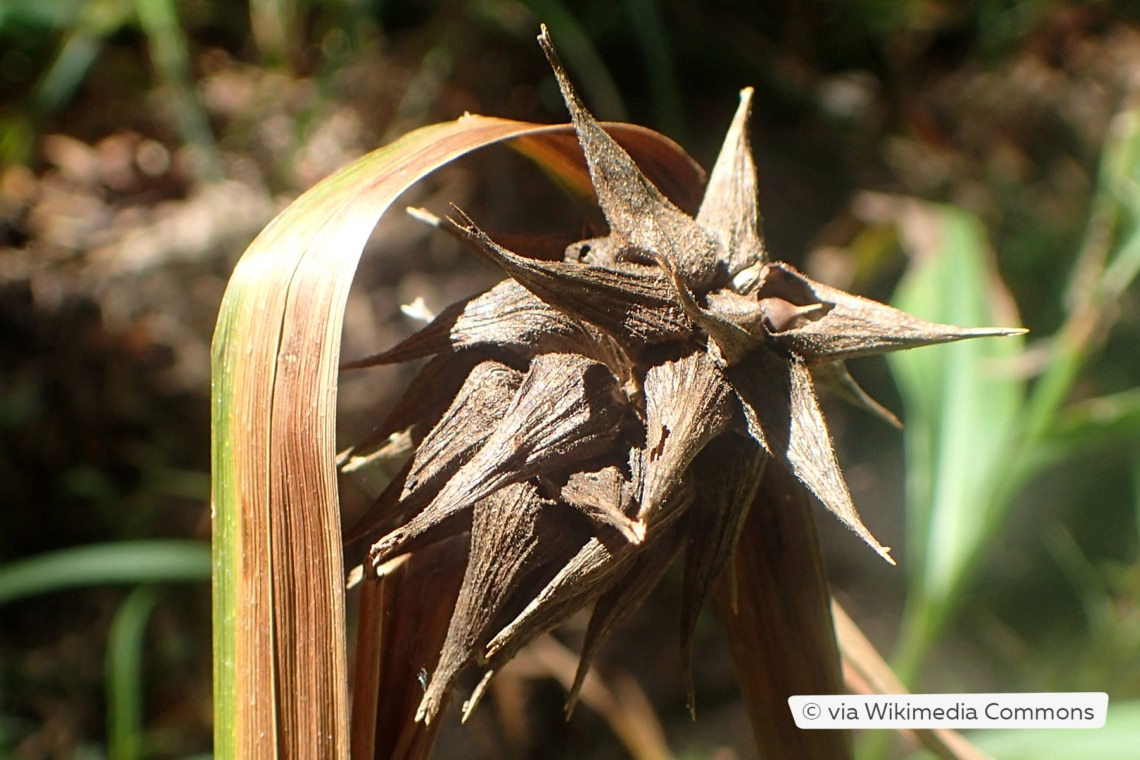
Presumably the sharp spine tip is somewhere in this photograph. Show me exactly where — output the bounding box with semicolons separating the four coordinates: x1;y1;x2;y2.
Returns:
406;205;441;227
629;520;647;544
968;325;1027;338
461;670;495;723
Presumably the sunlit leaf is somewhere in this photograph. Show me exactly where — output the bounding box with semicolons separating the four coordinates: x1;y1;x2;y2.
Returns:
0;540;209;605
886;203;1026;629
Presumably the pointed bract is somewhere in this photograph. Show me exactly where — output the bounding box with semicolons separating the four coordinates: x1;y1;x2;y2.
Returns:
342;279;602;367
416;482;545;725
482;454;696;673
811;360;902;429
654;252;760;365
347;360;522;547
480;536;635;679
347;352;481;460
556;464;644;542
400;361;523;501
639;350;735;520
731;350;894;563
447;209;694;347
538;26;726;290
697;88;765;274
759;263;1024;361
343;457;414;547
566;519;687;715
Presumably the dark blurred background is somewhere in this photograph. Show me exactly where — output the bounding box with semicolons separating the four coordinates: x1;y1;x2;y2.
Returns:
2;1;1139;758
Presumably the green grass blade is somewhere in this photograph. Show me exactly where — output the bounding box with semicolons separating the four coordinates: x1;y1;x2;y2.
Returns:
886;204;1026;675
623;0;685;140
31;28;103;116
517;1;628;120
1043;388;1140;456
0;540;209;606
29;0;133;116
134;0;220;180
106;586;163;760
0;0;83;29
248;0;296;66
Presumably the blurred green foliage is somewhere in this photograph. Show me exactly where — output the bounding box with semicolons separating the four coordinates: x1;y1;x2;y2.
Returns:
0;0;218;172
0;543;210;759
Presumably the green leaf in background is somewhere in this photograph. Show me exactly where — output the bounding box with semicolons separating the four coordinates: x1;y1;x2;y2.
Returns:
0;542;209;759
106;586;163;760
1043;388;1140;460
885;201;1027;672
0;540;210;606
514;0;628;121
0;0;87;30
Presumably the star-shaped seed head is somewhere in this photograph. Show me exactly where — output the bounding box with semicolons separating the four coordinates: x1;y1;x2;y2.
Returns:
346;25;1024;725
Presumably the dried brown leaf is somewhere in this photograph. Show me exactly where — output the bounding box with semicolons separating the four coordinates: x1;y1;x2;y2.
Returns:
679;433;768;712
716;465;852;760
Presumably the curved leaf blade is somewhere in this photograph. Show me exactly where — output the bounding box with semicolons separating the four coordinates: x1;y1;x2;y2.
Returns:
210;113;703;759
886;202;1026;652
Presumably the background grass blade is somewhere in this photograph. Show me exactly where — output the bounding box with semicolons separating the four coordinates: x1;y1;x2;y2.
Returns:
106;585;163;760
516;1;628;120
885;203;1027;681
134;0;220;180
623;0;685;141
834;601;987;760
0;540;209;605
1044;389;1140;456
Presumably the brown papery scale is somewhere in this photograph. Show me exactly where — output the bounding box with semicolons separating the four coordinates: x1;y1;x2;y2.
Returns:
343;25;1023;725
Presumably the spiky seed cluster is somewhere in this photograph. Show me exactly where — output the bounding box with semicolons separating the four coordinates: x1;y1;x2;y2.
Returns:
345;26;1020;726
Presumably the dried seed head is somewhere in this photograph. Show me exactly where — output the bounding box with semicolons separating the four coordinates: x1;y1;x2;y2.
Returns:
348;24;1023;724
